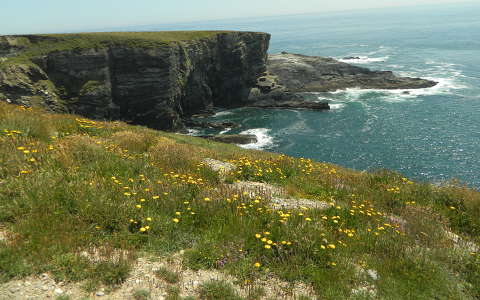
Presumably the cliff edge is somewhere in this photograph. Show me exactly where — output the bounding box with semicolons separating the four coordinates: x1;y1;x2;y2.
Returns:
0;32;270;130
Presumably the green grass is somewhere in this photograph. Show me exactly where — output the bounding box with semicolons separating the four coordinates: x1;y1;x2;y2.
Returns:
0;102;479;299
197;280;243;300
133;289;151;300
154;266;180;284
0;31;230;70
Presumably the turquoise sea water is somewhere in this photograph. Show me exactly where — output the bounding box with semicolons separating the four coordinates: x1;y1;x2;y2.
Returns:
126;3;480;188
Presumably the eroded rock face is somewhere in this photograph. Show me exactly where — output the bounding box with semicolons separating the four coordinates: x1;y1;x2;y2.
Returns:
0;32;270;131
266;52;437;92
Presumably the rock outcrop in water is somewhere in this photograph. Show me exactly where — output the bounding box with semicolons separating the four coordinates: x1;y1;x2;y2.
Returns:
264;52;437;92
0;32;270;130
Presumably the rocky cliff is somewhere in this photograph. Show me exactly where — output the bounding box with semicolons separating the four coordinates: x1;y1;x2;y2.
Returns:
0;32;270;130
264;52;437;92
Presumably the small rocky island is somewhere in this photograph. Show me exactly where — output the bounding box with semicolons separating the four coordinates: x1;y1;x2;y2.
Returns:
246;52;436;105
0;32;437;138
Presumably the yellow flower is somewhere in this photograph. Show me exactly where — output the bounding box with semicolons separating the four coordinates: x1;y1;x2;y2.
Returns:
172;218;180;223
267;240;273;245
305;217;312;222
264;231;270;235
261;237;267;242
254;262;261;268
328;244;336;249
204;197;211;202
146;217;152;221
321;245;326;249
255;234;261;238
281;241;287;245
152;196;160;199
140;227;146;232
264;245;271;249
135;204;142;209
145;226;150;230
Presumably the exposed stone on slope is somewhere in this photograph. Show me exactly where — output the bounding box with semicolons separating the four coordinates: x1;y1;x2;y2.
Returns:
271;197;330;210
201;158;237;174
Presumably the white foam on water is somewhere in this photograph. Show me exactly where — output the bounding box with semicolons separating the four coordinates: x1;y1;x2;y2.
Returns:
327;60;468;103
219;128;232;134
238;128;274;150
338;56;390;64
213;111;233;117
186;129;201;136
329;103;346;110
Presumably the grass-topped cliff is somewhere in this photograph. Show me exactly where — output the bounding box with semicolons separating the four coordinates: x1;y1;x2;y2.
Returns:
0;31;270;131
0;102;479;299
0;31;228;67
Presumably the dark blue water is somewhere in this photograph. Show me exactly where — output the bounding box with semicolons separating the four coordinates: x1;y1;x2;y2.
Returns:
123;3;480;188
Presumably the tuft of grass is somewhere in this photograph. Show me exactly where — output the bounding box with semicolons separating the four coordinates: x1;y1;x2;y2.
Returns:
133;289;151;300
197;280;243;300
154;266;180;284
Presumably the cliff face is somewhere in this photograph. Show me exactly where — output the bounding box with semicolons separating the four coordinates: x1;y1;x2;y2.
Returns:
0;32;270;130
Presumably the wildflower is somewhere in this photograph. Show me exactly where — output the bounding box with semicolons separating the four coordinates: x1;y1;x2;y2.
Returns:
135;204;142;209
175;212;181;215
204;197;211;202
255;234;261;238
124;192;131;196
152;196;160;199
264;231;270;235
145;226;150;230
172;218;180;223
321;245;326;250
140;198;146;202
146;217;152;221
267;240;273;245
140;227;146;232
449;206;456;210
261;237;267;242
264;245;271;249
328;244;336;249
305;217;312;222
254;262;261;268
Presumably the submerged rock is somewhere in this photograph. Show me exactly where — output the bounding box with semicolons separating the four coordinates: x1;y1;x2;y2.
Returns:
201;134;257;145
248;99;330;110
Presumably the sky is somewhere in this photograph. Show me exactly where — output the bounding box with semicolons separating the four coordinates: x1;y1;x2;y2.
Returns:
0;0;473;35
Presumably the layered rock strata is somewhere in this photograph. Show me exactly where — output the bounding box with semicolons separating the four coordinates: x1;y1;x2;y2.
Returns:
0;32;270;130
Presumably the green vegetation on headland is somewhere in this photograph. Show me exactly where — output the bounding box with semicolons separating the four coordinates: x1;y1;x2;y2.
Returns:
0;31;227;68
0;102;479;299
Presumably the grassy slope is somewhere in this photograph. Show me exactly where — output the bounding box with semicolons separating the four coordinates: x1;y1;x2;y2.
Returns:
0;102;479;299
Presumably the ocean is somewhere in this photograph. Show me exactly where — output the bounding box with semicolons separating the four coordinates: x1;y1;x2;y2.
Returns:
120;2;480;188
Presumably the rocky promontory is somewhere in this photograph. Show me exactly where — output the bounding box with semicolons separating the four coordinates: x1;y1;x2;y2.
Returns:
265;52;437;92
0;33;438;132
